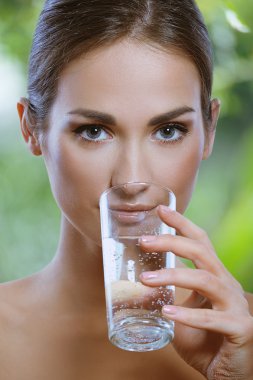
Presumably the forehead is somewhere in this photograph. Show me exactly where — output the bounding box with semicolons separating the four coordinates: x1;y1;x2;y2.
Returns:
52;39;202;119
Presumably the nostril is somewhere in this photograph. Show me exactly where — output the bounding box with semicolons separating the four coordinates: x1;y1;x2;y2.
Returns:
103;182;172;210
118;182;149;197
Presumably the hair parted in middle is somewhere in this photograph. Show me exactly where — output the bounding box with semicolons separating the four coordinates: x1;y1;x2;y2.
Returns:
27;0;213;133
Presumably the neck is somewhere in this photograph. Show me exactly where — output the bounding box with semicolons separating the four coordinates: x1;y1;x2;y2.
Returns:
40;216;106;313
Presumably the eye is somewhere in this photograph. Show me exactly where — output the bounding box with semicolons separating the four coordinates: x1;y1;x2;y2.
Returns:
74;125;112;142
152;124;188;143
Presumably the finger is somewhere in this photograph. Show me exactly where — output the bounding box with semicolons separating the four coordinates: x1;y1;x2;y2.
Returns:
139;234;224;275
157;206;213;249
162;305;253;341
140;268;240;309
155;206;242;289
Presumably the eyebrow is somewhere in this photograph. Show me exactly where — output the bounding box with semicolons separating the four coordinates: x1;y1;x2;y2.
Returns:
67;106;195;126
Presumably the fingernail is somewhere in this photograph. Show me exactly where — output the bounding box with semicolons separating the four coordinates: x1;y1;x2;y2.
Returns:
159;205;172;214
140;272;158;280
139;236;157;243
163;305;178;315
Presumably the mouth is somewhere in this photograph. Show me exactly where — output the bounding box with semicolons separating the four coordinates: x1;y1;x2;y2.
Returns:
109;204;157;224
110;204;157;212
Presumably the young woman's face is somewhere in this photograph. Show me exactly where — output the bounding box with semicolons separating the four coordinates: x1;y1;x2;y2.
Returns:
41;40;215;245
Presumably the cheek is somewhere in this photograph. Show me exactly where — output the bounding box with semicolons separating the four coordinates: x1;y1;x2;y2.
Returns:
43;138;112;241
172;148;202;213
46;140;107;198
153;140;204;213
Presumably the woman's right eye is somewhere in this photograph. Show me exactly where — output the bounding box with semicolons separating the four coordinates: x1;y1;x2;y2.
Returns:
74;125;112;143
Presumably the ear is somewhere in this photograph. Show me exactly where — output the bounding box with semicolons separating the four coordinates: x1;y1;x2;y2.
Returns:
17;98;42;156
202;98;221;160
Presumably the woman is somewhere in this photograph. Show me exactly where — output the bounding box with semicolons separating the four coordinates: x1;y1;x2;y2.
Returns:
1;0;252;379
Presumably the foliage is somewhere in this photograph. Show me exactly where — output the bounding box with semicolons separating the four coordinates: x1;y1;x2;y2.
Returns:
0;0;42;65
0;142;59;280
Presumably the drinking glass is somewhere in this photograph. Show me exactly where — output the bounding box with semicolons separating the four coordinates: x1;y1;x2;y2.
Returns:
99;182;176;352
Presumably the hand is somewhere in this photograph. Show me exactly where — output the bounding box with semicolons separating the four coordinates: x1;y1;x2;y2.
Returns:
139;205;253;380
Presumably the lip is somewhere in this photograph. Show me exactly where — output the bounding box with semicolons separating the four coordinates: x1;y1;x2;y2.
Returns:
110;204;157;212
110;210;148;224
109;204;157;224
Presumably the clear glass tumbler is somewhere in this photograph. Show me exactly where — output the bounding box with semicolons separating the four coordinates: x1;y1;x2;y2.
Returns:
99;182;176;352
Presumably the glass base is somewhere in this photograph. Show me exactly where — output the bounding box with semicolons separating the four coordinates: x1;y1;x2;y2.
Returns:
110;315;174;352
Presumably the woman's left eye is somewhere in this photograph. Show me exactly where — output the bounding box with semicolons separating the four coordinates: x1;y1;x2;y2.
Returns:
74;125;111;142
152;124;188;143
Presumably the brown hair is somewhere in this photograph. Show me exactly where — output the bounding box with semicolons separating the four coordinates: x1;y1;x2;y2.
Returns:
27;0;213;133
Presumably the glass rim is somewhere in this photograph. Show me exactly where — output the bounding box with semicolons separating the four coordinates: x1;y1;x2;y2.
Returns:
99;181;175;199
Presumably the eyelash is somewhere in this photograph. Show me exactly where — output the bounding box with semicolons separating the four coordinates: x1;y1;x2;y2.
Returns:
73;123;189;144
153;124;189;144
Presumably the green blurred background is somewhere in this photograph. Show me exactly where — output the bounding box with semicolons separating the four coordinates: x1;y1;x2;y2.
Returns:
0;0;252;291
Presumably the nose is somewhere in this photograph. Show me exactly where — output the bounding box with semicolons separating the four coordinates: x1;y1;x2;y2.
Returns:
110;143;151;191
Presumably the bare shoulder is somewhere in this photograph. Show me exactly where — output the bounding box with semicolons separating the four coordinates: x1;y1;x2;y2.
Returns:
0;277;26;308
245;292;253;315
0;275;38;328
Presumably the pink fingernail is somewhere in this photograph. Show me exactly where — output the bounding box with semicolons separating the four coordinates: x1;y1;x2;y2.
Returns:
139;236;156;243
140;272;158;280
163;305;177;315
159;205;172;214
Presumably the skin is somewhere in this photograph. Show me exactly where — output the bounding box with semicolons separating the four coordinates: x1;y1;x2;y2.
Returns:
0;39;251;379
